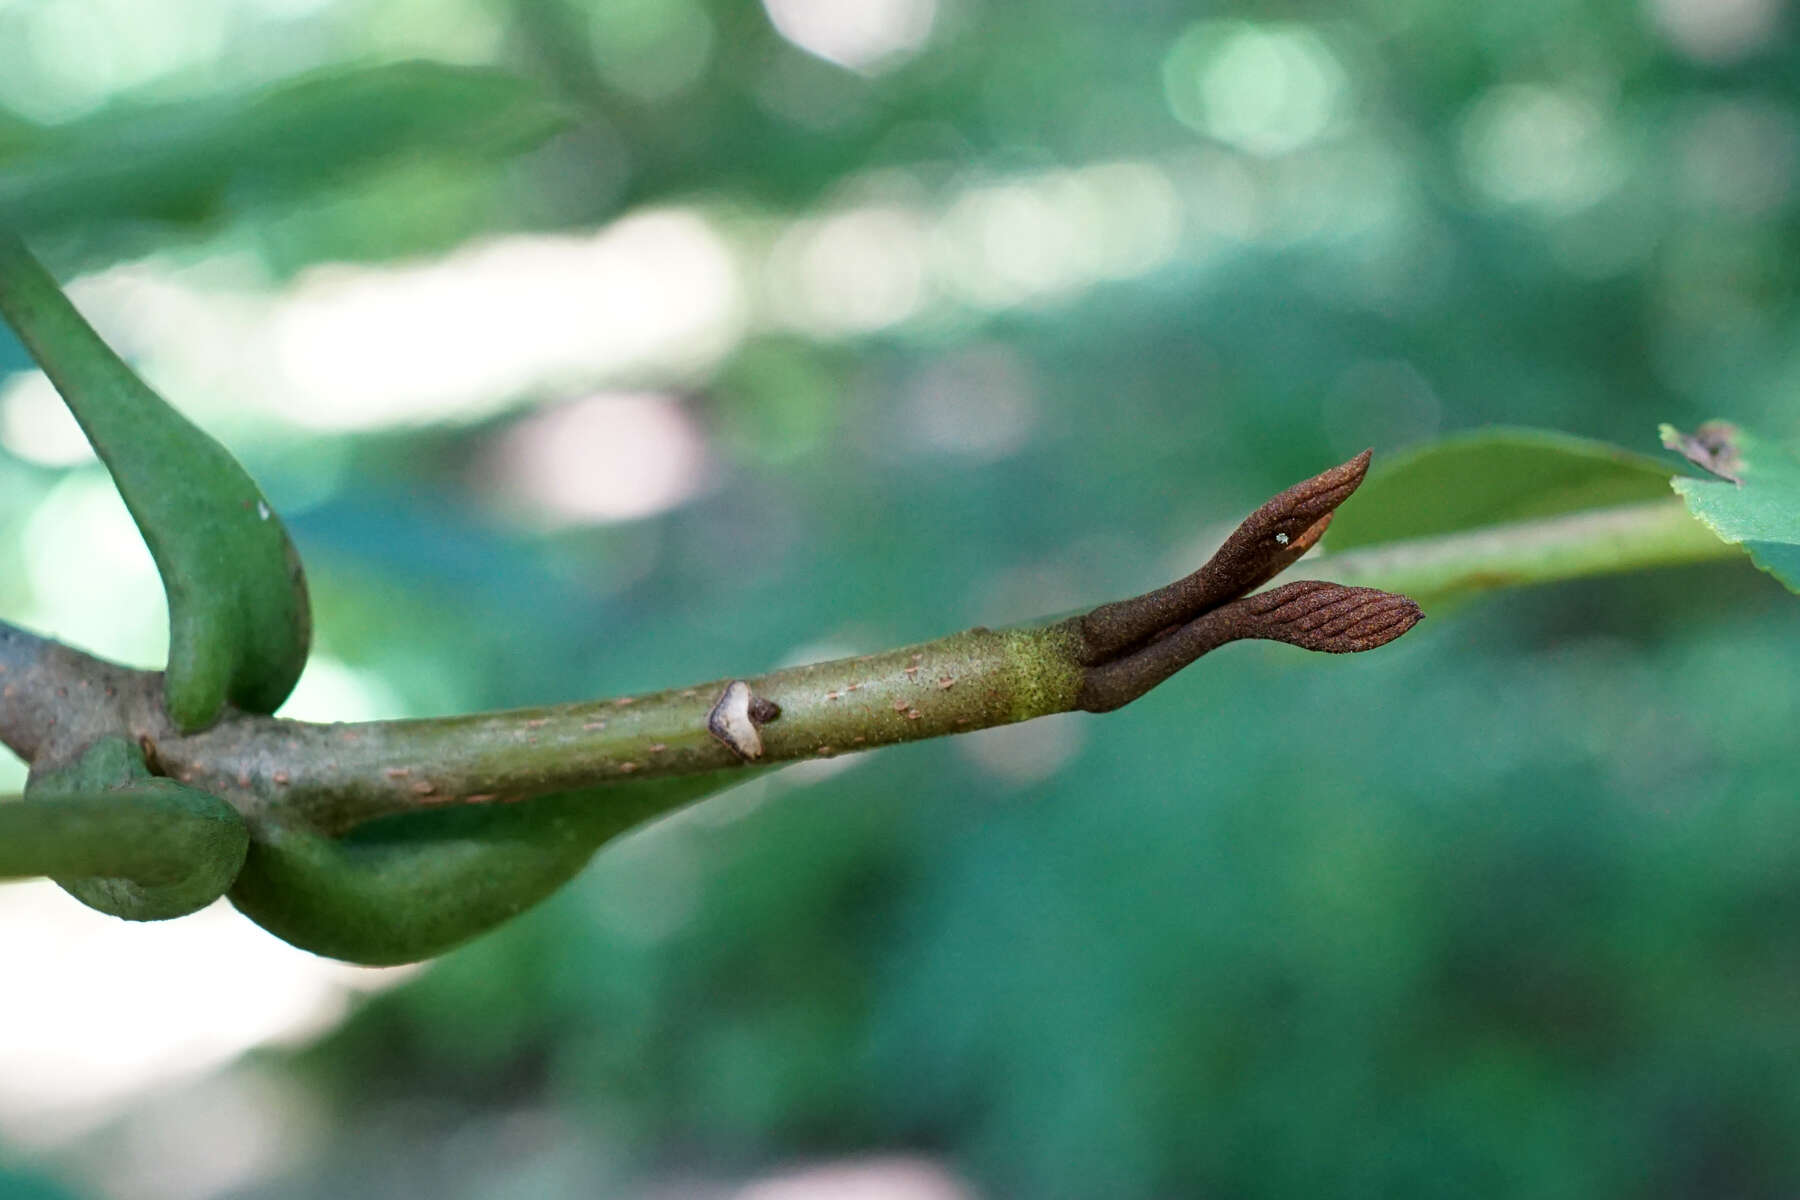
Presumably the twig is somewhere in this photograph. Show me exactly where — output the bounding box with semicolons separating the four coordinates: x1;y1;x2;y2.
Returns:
144;453;1418;835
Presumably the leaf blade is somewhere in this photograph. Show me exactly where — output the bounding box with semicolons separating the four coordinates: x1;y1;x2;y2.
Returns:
1326;427;1680;552
1663;422;1800;594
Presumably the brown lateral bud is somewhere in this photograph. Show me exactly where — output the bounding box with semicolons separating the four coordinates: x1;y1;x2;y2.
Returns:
1079;450;1372;664
1224;580;1424;654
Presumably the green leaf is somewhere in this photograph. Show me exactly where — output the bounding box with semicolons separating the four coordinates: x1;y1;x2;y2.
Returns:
1326;427;1681;551
0;61;567;234
230;771;757;965
1309;427;1736;611
1661;422;1800;594
11;737;248;921
0;236;311;730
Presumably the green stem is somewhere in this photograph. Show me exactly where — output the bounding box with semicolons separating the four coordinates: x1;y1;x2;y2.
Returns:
160;626;1088;836
156;452;1412;836
155;500;1741;837
0;473;1746;961
0;622;169;767
1301;499;1737;606
5;495;1744;845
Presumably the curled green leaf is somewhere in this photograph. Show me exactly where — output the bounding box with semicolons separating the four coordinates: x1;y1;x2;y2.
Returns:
229;772;753;965
0;234;310;730
13;737;248;921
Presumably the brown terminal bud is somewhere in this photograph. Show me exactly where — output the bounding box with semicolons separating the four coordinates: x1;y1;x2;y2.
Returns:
1079;450;1373;665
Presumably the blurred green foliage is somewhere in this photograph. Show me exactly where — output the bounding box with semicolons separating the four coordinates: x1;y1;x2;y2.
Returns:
0;63;567;243
4;0;1800;1196
0;1168;81;1200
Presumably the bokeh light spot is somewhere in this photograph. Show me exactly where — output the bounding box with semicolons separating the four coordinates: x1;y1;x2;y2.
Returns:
937;183;1081;307
276;653;407;723
6;0;229;121
768;205;930;335
1648;0;1782;62
734;1156;978;1200
897;346;1038;462
1458;85;1627;216
483;391;711;526
270;210;746;432
0;371;95;467
0;884;415;1146
1675;99;1798;215
587;0;715;102
957;712;1088;787
1164;22;1348;157
20;472;166;669
761;0;937;73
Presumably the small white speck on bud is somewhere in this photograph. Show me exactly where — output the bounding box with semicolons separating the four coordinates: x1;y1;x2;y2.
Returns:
1274;532;1289;545
257;500;271;520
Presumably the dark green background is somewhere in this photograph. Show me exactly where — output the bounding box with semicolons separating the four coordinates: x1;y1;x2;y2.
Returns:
4;0;1800;1195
